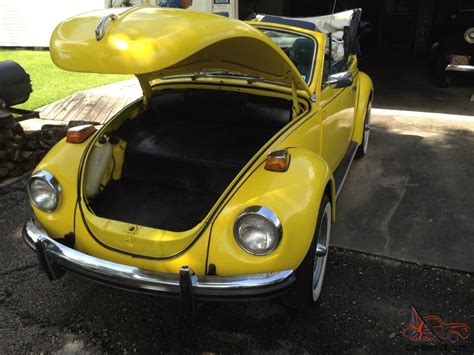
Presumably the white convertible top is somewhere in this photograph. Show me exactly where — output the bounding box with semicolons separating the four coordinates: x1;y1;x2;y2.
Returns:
252;9;361;63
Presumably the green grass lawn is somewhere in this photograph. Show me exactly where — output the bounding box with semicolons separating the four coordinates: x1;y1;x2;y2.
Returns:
0;50;130;110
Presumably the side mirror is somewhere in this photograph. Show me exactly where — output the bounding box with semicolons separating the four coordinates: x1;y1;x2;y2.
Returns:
325;71;353;89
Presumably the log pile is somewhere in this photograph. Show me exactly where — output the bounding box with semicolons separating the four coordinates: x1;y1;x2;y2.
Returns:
0;111;67;179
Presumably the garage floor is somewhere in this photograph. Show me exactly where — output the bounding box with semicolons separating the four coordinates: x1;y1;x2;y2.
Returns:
332;111;474;272
359;53;474;116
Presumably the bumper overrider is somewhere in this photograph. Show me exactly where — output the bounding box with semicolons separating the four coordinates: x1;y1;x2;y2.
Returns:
22;218;295;304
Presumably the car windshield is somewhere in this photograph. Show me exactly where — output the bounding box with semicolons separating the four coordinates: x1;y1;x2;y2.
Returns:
258;28;316;84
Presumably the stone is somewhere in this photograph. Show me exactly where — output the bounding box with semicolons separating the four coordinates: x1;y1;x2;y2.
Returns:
0;115;15;128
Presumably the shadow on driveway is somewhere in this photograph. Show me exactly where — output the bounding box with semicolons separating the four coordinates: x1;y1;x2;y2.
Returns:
333;114;474;272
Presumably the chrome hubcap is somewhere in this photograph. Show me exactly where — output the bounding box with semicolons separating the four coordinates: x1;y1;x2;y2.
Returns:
363;104;371;154
312;203;331;301
315;243;327;257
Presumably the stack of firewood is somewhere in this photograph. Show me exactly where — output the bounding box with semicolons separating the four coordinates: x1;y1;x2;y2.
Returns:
0;111;67;179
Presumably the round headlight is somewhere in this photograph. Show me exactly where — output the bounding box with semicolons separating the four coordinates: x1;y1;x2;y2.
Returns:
27;170;61;212
234;206;282;255
465;27;474;44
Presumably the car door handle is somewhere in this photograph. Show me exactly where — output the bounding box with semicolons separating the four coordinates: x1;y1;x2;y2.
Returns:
351;86;357;93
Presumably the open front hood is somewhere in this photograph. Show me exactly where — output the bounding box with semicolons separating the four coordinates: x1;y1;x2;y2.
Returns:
50;6;310;94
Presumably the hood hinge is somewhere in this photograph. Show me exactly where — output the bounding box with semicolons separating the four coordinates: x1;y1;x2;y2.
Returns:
291;79;301;118
137;75;152;107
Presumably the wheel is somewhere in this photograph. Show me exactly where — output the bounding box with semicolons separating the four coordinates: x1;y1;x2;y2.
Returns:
448;333;459;343
355;101;371;159
283;195;332;308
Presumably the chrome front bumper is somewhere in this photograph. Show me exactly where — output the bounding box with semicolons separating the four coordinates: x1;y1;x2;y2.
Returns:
23;218;295;302
446;64;474;73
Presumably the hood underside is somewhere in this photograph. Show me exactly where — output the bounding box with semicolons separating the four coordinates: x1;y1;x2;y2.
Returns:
50;6;310;94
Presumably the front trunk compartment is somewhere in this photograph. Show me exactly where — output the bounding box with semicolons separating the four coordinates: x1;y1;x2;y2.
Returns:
86;89;292;232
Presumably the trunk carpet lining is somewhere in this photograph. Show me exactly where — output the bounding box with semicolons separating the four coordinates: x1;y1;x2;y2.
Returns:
90;179;219;232
88;89;293;232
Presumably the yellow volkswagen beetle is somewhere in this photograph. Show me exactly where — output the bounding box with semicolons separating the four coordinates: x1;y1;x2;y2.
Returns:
23;6;373;309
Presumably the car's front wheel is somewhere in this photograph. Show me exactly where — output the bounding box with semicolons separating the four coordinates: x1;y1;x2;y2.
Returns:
284;195;332;308
355;101;371;159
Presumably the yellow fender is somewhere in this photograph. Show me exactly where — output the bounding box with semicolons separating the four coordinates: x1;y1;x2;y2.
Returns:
352;71;374;145
31;137;93;239
207;147;335;275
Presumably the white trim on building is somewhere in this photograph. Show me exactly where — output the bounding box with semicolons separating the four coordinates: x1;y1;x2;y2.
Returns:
0;0;108;47
0;0;238;48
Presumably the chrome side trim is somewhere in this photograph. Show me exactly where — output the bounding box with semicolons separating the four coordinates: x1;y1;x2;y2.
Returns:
23;218;294;298
446;64;474;73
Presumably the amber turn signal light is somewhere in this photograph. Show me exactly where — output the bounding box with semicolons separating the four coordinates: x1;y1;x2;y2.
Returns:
66;125;97;144
265;149;290;172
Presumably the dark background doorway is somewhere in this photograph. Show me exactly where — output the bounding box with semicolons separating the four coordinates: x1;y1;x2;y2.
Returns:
238;0;474;115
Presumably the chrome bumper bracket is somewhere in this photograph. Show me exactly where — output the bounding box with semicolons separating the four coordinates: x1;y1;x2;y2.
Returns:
180;266;196;314
35;239;65;281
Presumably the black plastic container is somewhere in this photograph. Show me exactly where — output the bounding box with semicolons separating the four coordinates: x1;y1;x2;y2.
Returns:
0;60;33;107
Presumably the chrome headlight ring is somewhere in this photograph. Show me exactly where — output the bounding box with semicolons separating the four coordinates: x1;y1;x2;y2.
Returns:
465;27;474;44
27;170;62;212
233;206;283;256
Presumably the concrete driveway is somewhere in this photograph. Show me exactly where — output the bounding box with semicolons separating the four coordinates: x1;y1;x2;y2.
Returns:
333;111;474;272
